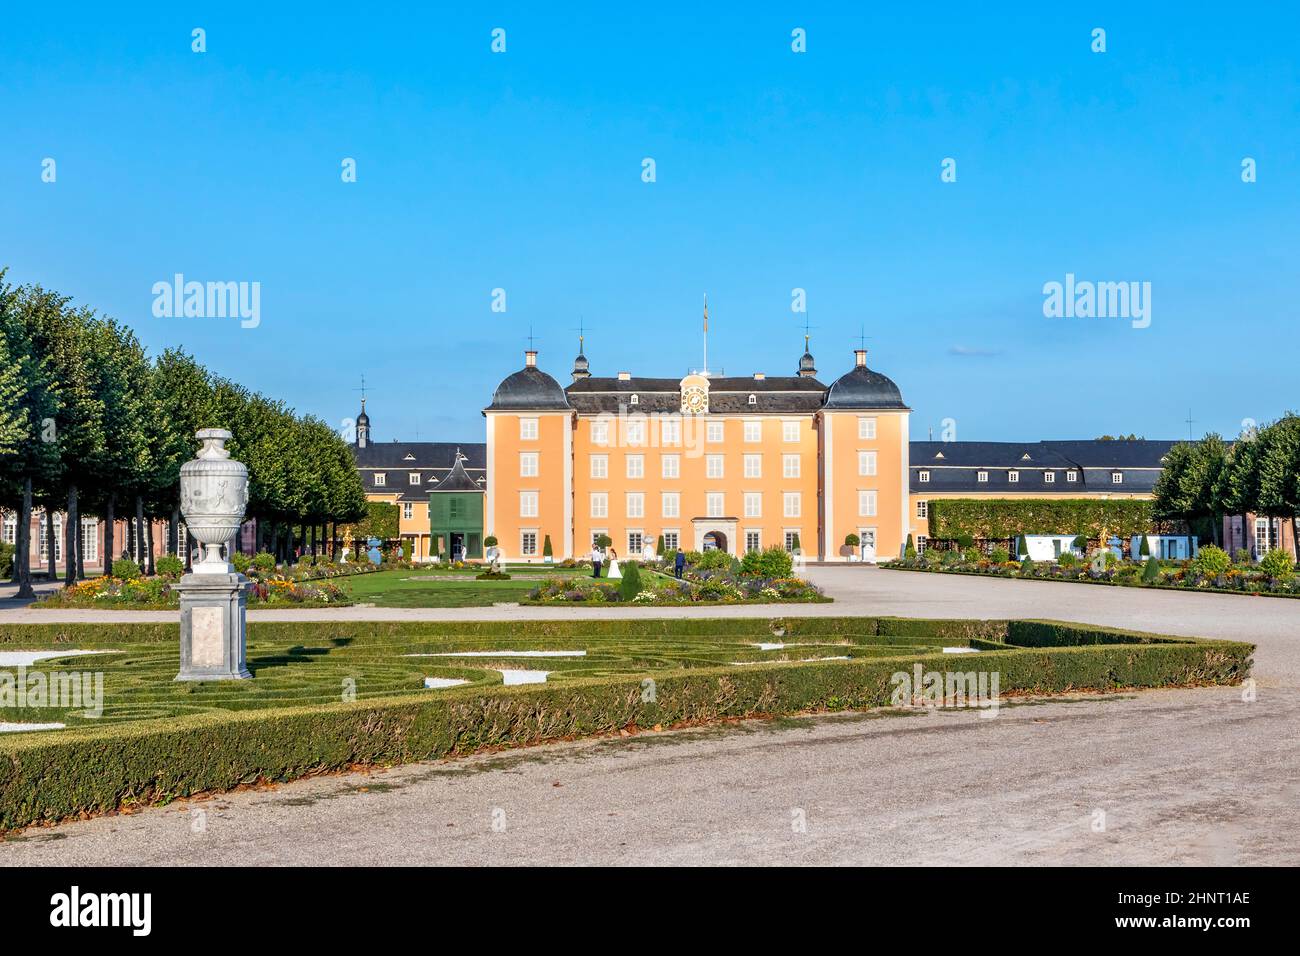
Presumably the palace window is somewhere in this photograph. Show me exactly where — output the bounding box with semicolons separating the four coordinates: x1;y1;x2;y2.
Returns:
706;493;725;518
783;454;800;479
706;455;724;479
625;418;646;445
519;453;538;478
747;394;757;406
706;421;724;443
409;472;421;485
662;454;680;479
783;493;801;518
519;492;539;518
590;455;608;479
520;532;538;556
630;394;639;405
373;473;386;486
38;513;62;563
977;470;988;483
916;535;928;554
744;492;762;518
1044;471;1055;484
859;490;877;517
1;512;16;545
782;421;800;442
590;493;608;519
744;454;762;478
1111;472;1123;484
918;470;930;483
661;418;680;445
858;451;877;476
858;417;877;440
626;493;645;519
745;531;761;552
627;531;643;554
1008;471;1019;483
520;418;539;440
744;420;761;442
403;503;413;520
591;419;610;446
663;531;679;551
80;517;98;563
916;499;927;518
626;455;645;479
1067;470;1078;483
784;531;800;552
662;492;680;518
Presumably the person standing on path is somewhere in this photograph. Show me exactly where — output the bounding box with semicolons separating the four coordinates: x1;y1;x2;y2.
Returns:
674;547;686;579
591;544;604;578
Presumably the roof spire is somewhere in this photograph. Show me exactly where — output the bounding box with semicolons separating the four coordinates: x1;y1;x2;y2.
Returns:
571;317;591;380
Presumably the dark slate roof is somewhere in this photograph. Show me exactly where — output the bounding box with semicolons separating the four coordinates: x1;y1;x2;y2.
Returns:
351;442;487;501
565;375;827;414
431;455;482;493
486;365;571;411
908;440;1181;494
823;364;908;410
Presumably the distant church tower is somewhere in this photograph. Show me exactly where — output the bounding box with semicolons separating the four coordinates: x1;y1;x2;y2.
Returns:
356;397;370;448
797;334;817;378
572;333;591;381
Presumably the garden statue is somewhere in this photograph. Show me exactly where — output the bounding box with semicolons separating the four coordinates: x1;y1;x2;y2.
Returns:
174;428;252;680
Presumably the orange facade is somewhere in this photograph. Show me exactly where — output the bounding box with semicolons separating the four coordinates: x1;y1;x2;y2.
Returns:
483;348;911;563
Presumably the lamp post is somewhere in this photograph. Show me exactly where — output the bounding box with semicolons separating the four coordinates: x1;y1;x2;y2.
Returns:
175;429;252;680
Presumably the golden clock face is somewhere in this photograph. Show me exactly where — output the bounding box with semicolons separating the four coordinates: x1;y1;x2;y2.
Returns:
681;386;708;414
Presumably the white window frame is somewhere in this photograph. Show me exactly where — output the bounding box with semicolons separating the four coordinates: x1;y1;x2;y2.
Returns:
662;492;680;518
858;417;877;440
80;517;98;563
858;450;877;477
706;492;725;518
743;420;762;443
373;473;386;486
859;490;878;517
662;454;680;479
782;454;801;479
744;530;761;552
916;499;927;518
625;418;646;445
626;454;645;479
591;419;610;446
627;530;644;554
1111;471;1123;484
706;454;724;479
403;502;414;520
744;492;762;518
1008;471;1019;483
660;417;681;446
1066;470;1078;483
782;420;800;443
706;420;724;443
783;492;801;518
590;454;608;479
626;492;645;519
977;470;988;483
520;418;539;441
519;452;539;478
918;470;930;483
1044;471;1055;484
590;493;608;519
409;472;422;485
663;531;680;551
520;531;538;556
519;491;539;518
743;454;762;479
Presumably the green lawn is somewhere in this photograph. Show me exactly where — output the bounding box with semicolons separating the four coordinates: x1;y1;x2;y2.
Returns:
341;567;569;607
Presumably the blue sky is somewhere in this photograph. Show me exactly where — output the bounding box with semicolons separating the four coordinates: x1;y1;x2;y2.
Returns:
3;2;1297;444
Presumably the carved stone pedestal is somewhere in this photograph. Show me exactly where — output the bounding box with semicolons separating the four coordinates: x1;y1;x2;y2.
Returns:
175;573;252;681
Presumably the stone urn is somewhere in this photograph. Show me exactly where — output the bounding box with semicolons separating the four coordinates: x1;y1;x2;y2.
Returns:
180;428;249;573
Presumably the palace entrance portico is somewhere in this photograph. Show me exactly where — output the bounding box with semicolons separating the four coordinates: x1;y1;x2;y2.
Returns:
692;517;738;555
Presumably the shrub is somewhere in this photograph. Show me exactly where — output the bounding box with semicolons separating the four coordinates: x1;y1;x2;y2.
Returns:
844;533;860;547
155;555;184;578
742;546;793;578
989;547;1010;564
955;534;976;549
253;552;276;572
483;535;498;548
1259;548;1295;580
693;549;732;571
595;534;612;549
543;535;553;558
1142;556;1161;584
0;542;13;579
904;535;917;560
231;552;252;573
111;558;141;579
1058;551;1077;569
1019;557;1036;574
962;547;981;564
619;561;643;601
1138;536;1151;558
1193;545;1232;577
476;571;511;580
656;534;666;557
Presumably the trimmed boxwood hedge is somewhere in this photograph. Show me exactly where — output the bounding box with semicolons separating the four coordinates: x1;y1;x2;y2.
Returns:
928;498;1160;540
0;617;1253;831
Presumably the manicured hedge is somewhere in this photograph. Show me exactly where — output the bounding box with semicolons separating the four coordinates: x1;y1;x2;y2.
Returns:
928;498;1159;540
0;623;1253;831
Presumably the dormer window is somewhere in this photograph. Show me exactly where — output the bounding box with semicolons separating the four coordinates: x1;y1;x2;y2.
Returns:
1067;470;1078;483
1008;470;1019;483
409;472;421;485
748;394;757;405
1044;471;1055;484
1111;471;1123;484
403;453;415;461
977;470;988;483
374;473;386;486
630;394;640;405
919;470;930;483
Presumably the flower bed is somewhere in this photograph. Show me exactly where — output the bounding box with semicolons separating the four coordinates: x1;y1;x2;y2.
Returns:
887;545;1300;598
33;565;356;609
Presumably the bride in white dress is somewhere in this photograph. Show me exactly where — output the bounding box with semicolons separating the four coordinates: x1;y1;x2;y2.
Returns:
607;548;622;579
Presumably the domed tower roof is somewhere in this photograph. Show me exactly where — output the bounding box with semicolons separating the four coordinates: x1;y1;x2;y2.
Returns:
572;334;590;381
355;397;371;448
797;334;817;377
823;349;907;410
486;351;571;411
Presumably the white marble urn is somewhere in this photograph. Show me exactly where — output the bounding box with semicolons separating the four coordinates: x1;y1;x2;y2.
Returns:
179;428;249;574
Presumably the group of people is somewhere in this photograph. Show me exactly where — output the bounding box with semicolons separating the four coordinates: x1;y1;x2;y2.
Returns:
589;545;689;579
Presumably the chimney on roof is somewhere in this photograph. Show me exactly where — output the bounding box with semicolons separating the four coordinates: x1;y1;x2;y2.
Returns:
525;350;537;367
753;372;765;380
854;348;868;368
617;371;631;381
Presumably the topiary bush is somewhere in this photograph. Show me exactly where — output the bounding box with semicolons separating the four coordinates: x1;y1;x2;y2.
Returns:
1142;555;1161;583
111;558;141;579
844;533;860;547
1259;548;1295;579
618;561;642;601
